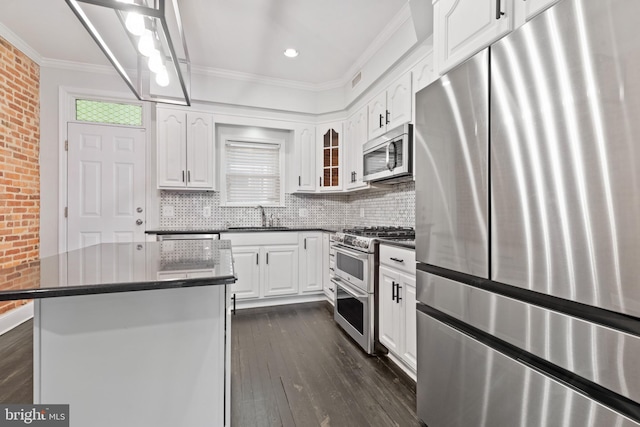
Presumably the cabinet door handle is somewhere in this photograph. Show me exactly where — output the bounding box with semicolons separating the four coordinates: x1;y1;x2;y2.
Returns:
390;257;404;263
187;170;191;182
392;281;397;301
396;284;402;304
298;176;301;186
256;253;259;265
182;170;185;182
385;110;390;124
266;253;269;264
304;238;307;250
496;0;505;19
379;113;384;128
319;176;322;187
232;294;236;314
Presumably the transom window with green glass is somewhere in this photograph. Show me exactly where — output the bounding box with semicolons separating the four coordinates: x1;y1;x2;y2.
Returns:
75;99;142;126
322;128;339;187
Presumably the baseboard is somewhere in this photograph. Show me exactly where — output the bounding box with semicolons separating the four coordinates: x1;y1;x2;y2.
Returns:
235;293;326;310
386;351;417;382
0;302;34;336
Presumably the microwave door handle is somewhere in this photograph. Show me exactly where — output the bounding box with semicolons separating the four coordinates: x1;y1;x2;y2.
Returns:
387;141;397;171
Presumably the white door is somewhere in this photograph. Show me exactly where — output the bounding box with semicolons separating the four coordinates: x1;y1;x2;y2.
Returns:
299;233;322;293
401;273;417;371
186;112;215;189
378;266;401;354
368;91;387;140
67;123;146;251
157;109;186;188
387;72;412;130
296;126;316;192
263;245;299;297
231;246;261;299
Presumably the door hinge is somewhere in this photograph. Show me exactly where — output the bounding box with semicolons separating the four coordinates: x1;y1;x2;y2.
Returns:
64;140;68;151
64;207;68;218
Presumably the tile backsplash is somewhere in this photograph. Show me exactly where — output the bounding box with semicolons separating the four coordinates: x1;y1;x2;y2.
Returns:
159;181;415;230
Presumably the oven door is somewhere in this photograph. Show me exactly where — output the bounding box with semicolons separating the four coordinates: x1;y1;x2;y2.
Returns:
333;277;373;354
333;244;369;291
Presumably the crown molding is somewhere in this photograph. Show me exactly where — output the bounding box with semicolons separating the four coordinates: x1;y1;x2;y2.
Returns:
0;22;43;65
342;3;413;87
191;66;343;92
40;58;117;75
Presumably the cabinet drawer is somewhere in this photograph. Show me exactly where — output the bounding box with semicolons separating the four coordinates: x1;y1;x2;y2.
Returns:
379;244;415;274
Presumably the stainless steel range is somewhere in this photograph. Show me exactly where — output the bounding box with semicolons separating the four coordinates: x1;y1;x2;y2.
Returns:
331;226;415;354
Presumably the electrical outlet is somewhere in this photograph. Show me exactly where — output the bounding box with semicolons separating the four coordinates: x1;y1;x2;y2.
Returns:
162;206;175;217
203;206;211;217
299;208;308;218
360;208;365;218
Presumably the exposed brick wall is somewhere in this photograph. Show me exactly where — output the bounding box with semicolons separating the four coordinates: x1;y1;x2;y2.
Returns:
0;37;40;315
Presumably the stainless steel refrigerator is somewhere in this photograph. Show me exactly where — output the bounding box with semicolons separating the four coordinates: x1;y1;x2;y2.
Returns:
415;0;640;425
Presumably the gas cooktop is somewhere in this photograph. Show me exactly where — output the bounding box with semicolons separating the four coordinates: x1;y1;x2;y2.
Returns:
342;226;415;239
332;226;415;252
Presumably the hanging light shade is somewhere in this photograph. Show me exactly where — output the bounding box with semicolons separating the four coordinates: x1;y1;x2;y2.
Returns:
66;0;191;106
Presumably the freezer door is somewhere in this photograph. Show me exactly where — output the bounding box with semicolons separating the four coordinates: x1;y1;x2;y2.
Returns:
417;270;640;405
414;50;489;278
416;308;640;427
491;0;640;317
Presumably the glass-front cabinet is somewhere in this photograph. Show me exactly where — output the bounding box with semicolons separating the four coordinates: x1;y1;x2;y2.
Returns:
317;122;343;191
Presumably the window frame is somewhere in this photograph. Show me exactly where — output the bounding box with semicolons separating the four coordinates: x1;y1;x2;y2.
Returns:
219;135;286;207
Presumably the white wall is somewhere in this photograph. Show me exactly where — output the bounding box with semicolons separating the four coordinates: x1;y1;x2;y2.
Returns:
39;66;135;257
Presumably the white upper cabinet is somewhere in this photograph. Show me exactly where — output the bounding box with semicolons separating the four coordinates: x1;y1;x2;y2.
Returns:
186;113;215;189
412;52;436;94
433;0;513;74
317;122;343;192
345;107;369;191
294;125;317;192
513;0;559;26
157;108;215;190
433;0;560;74
367;72;412;140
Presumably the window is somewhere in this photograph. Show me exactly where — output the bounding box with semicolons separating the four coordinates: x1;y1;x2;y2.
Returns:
75;99;142;126
221;139;284;206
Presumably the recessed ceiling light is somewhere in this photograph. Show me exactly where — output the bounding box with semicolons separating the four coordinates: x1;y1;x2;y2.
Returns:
284;48;299;58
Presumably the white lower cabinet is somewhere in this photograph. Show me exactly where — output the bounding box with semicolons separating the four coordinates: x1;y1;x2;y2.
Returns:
299;232;322;293
263;245;299;297
322;233;335;302
378;245;417;375
230;246;261;299
221;232;323;306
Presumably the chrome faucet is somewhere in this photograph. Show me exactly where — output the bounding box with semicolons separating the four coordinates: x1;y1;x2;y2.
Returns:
257;205;266;227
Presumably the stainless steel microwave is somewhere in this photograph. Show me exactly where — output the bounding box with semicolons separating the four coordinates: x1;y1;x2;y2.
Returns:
362;123;413;184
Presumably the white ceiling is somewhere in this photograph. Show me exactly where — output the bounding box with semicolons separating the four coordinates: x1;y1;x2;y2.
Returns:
0;0;410;88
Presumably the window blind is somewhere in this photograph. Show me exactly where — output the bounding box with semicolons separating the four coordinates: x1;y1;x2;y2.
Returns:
225;141;281;205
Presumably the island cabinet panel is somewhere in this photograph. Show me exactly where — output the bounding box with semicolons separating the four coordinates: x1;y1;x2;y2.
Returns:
34;285;228;427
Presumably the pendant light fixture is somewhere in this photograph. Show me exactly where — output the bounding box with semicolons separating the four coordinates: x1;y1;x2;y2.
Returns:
66;0;191;106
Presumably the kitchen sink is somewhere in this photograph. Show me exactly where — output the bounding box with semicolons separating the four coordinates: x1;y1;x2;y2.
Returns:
227;226;290;231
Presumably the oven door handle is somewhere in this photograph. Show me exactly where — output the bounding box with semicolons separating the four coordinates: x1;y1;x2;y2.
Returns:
333;244;370;260
332;277;367;299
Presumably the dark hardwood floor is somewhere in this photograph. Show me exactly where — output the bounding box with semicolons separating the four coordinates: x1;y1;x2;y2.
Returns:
0;320;33;403
0;302;420;426
231;302;420;427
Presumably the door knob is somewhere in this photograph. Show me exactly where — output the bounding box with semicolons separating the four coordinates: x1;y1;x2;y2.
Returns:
137;207;143;213
136;219;143;225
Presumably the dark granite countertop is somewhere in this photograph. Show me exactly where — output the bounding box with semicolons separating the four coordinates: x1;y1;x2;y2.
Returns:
0;240;236;302
377;239;416;250
146;227;339;234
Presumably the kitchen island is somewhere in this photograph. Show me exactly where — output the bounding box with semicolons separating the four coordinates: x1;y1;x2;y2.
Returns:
0;240;235;427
